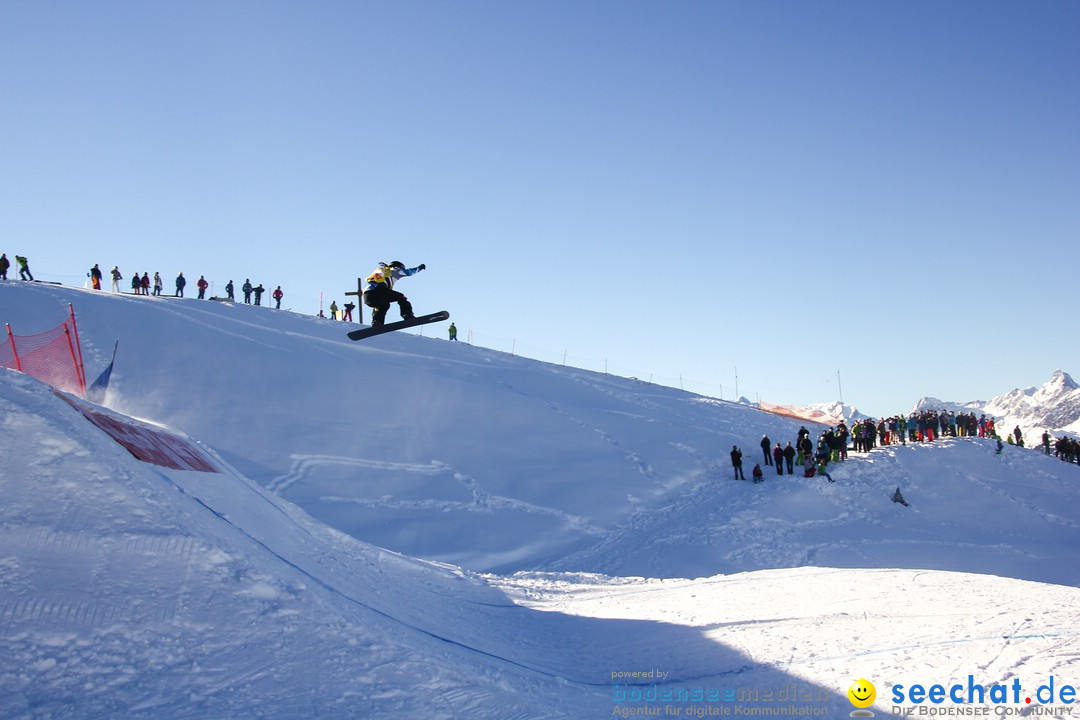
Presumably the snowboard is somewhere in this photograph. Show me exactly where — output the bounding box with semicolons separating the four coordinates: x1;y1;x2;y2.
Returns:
347;311;450;341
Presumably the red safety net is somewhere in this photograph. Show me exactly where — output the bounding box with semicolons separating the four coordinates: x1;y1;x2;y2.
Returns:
758;401;840;427
2;305;87;396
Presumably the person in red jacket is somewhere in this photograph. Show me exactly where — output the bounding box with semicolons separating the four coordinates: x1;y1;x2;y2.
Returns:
196;275;209;299
272;286;283;309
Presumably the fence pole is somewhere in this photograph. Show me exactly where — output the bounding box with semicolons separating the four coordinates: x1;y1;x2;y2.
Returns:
5;324;21;371
68;304;87;391
62;327;86;396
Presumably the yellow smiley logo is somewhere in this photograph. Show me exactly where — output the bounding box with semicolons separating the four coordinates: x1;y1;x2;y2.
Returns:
848;678;876;708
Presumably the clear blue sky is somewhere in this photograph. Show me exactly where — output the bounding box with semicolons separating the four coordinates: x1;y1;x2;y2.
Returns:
2;0;1077;416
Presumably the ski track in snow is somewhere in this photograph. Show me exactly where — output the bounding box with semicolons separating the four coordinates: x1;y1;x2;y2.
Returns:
267;454;607;535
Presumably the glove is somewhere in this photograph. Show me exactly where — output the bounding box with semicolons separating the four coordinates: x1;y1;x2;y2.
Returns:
418;263;426;271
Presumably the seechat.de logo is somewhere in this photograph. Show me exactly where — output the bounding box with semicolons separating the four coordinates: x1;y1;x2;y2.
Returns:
848;678;876;717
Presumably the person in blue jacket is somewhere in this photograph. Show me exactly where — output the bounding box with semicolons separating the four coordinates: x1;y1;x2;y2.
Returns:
362;260;425;327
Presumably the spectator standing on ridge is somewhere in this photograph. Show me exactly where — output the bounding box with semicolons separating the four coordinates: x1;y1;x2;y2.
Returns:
253;283;265;306
0;253;9;280
226;280;235;301
1013;426;1024;448
772;443;784;475
342;301;355;322
89;264;102;290
16;255;33;281
272;285;283;309
153;272;163;296
197;275;208;299
140;273;150;295
329;300;338;319
111;266;122;292
242;279;253;304
130;273;140;293
175;272;186;297
760;435;772;466
730;446;746;481
1043;431;1052;455
448;322;458;341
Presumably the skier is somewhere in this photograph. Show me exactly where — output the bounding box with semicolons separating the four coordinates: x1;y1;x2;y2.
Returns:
362;261;426;327
730;446;746;481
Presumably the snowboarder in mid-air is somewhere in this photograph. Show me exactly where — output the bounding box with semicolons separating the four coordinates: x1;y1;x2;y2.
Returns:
363;261;425;327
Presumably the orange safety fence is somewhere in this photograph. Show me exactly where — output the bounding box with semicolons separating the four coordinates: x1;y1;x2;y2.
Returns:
758;401;841;427
2;304;87;397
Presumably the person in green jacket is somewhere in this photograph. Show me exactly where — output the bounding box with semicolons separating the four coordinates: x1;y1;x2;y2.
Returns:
16;255;33;281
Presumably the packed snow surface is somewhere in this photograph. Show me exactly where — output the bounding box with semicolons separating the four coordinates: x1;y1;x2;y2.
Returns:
1;282;1077;719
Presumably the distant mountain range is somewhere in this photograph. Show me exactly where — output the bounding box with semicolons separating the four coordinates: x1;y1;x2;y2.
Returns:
914;370;1080;439
803;370;1080;440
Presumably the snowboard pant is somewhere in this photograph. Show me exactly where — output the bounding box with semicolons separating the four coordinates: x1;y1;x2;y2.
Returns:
364;287;413;327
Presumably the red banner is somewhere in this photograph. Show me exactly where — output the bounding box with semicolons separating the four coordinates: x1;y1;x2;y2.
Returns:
56;393;219;473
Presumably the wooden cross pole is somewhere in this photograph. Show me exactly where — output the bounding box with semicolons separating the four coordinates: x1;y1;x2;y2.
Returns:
344;277;364;324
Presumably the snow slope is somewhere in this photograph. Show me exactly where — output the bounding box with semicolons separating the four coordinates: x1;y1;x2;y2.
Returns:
1;281;1079;718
